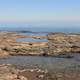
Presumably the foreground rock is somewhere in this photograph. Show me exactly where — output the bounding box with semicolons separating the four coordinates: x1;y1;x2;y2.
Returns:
0;64;80;80
48;33;80;56
0;64;49;80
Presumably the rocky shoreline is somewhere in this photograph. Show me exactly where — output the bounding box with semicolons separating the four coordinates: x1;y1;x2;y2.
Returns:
0;64;80;80
0;32;80;80
0;64;49;80
0;32;80;57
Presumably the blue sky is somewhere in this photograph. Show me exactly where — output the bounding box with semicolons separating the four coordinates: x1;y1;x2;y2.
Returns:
0;0;80;26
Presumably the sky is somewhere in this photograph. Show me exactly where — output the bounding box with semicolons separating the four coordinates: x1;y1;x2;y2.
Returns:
0;0;80;26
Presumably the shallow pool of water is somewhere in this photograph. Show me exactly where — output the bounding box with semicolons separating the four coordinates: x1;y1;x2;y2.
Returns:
0;55;80;72
17;38;48;42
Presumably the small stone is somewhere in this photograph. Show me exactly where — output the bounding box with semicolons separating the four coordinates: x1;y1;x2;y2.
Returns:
30;69;34;72
56;73;63;78
18;76;28;80
38;75;44;78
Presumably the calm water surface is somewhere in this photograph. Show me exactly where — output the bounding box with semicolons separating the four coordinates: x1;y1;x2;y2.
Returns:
0;55;80;71
17;32;48;42
17;38;48;42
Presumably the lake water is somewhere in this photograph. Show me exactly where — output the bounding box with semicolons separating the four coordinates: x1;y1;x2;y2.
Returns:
0;55;80;72
0;26;80;33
